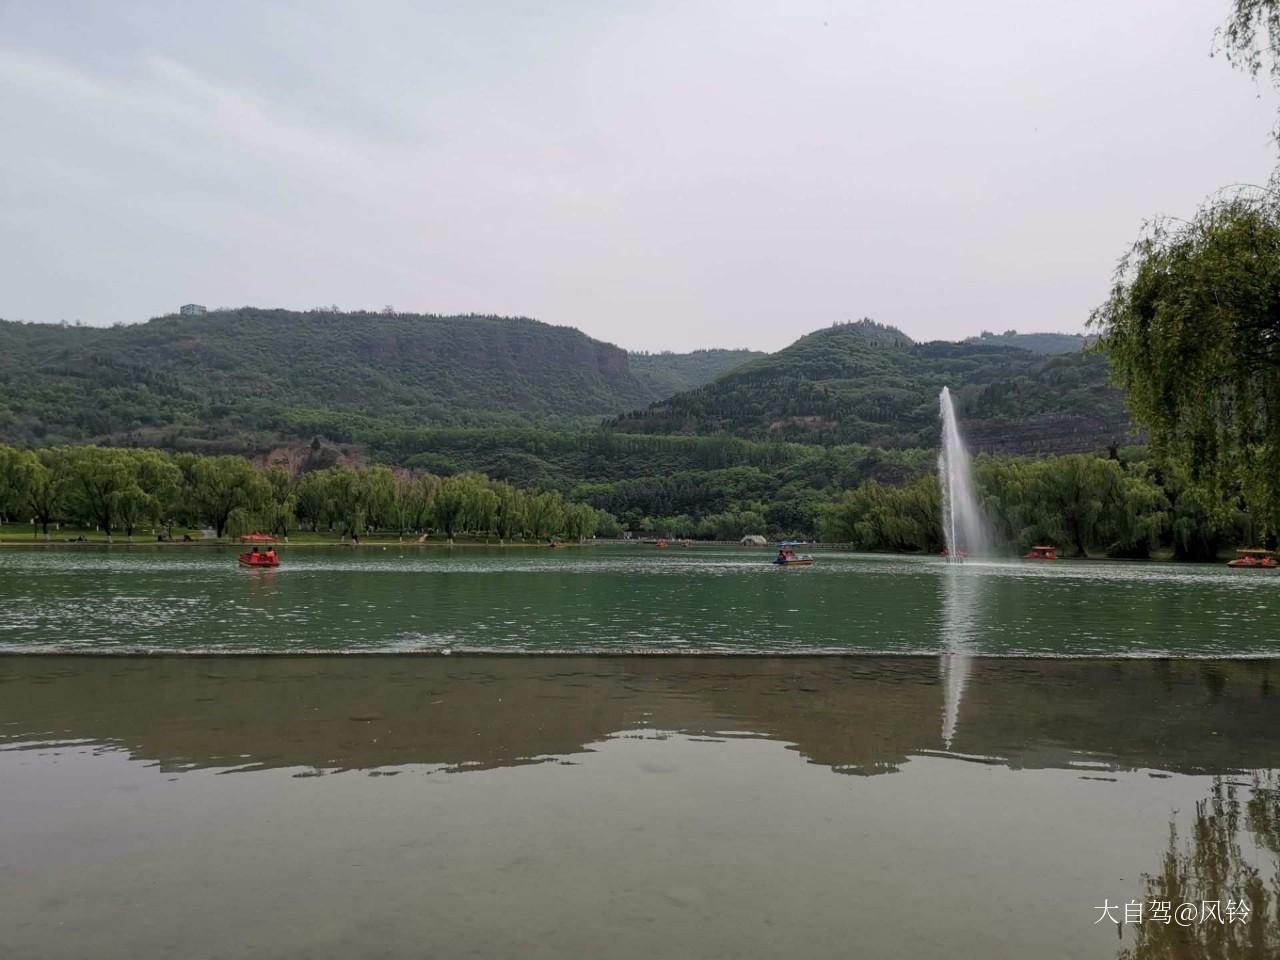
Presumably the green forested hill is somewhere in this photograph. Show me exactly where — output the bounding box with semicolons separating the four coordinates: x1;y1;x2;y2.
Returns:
628;349;764;397
0;310;1129;461
963;330;1092;354
613;320;1130;454
0;310;1141;540
0;309;748;448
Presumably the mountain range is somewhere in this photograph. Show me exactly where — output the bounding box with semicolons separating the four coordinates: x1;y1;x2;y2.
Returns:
0;309;757;450
0;309;1129;458
614;320;1128;454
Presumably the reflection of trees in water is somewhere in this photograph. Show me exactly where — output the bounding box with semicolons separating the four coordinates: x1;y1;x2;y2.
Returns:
1120;772;1279;959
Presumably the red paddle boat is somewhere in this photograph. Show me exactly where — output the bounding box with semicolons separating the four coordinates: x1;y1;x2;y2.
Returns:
1227;549;1278;569
239;547;280;567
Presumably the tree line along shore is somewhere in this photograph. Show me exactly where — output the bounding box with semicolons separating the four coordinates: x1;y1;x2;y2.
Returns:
0;445;606;545
0;442;1268;561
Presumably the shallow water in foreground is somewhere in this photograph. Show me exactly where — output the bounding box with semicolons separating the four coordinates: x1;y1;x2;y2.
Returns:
1;656;1277;959
1;545;1279;655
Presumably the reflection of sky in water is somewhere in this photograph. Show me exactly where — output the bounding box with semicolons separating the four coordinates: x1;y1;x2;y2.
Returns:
1;547;1278;655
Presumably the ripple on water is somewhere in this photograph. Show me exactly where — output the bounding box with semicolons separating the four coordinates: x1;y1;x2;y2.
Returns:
0;547;1277;655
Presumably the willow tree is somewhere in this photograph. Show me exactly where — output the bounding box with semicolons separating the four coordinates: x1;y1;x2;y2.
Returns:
1090;193;1280;540
187;455;267;539
1219;1;1280;146
65;447;134;542
1219;1;1280;86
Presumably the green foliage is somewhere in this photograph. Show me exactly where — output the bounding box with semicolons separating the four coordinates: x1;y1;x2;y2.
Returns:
1218;1;1280;86
261;466;297;537
1119;773;1280;959
0;313;1126;461
820;452;1252;559
0;443;622;544
0;309;750;449
821;477;942;552
1091;191;1280;539
965;330;1093;354
614;319;1128;453
627;349;764;397
63;447;134;541
186;455;268;539
0;441;1263;554
976;455;1168;558
0;447;72;537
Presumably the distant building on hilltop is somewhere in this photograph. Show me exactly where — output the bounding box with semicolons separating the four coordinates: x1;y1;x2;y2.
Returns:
179;303;207;315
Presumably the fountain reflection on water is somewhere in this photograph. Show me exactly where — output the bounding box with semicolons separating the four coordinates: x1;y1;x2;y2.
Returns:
938;387;992;748
940;566;981;749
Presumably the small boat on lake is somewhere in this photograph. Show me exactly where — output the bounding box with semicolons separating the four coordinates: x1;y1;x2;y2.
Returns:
239;532;279;544
238;549;279;568
1228;548;1278;569
773;549;814;567
1023;545;1057;560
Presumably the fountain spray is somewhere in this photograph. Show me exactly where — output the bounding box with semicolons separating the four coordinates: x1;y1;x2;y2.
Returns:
937;387;989;560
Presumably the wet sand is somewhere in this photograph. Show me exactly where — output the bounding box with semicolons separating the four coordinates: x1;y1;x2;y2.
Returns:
1;656;1276;959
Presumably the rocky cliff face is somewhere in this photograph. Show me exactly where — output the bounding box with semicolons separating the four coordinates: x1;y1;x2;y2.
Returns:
963;413;1137;456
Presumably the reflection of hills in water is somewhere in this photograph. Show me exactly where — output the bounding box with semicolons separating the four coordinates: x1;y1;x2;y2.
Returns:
2;657;1276;777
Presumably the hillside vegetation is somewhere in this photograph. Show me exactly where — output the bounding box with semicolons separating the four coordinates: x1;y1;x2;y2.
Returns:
614;320;1130;454
0;310;1136;536
964;330;1092;354
1;311;1124;459
628;349;764;397
0;309;753;448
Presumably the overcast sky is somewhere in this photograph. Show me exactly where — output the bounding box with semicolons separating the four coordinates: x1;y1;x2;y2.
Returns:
0;1;1275;352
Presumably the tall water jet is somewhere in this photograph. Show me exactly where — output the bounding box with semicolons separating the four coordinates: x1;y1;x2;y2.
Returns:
938;387;989;559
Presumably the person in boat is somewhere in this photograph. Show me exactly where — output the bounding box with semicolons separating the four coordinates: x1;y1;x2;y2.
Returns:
265;547;277;564
250;546;260;557
778;549;788;562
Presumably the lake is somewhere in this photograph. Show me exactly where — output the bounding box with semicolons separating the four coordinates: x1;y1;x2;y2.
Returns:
0;544;1277;655
1;546;1277;958
1;655;1277;959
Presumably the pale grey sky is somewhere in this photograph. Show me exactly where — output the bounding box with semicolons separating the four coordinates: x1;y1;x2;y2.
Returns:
0;1;1274;351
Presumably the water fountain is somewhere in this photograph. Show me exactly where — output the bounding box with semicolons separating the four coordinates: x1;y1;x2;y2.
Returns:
937;387;989;560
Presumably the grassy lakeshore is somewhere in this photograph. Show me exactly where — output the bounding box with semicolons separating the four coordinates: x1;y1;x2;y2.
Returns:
0;527;1246;562
0;527;782;549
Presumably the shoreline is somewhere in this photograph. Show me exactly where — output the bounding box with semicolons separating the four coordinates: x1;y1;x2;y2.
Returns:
1;649;1277;660
0;537;1236;563
0;538;779;549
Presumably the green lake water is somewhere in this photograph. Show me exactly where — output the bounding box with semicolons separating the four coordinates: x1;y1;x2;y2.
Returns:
1;655;1277;959
0;544;1277;655
4;546;1279;958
